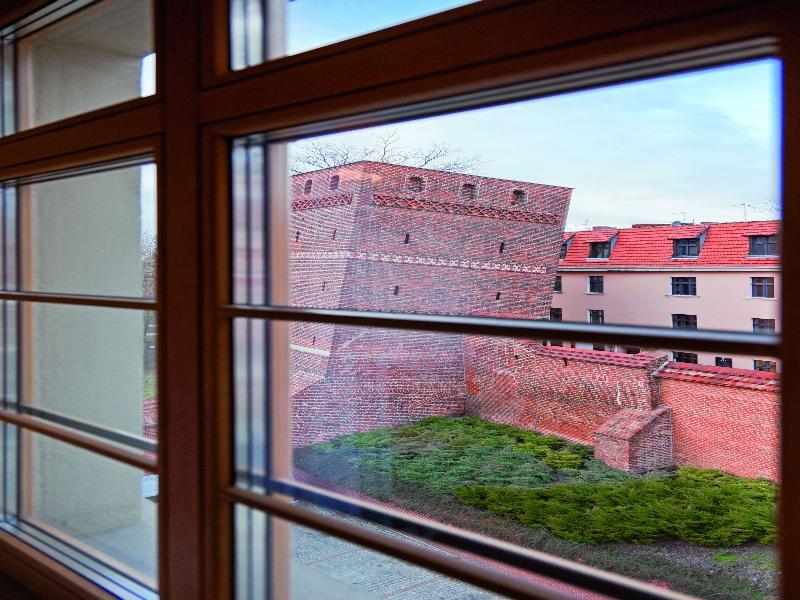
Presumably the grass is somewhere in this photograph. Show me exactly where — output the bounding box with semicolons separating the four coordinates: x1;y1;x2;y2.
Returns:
143;370;157;400
294;416;778;599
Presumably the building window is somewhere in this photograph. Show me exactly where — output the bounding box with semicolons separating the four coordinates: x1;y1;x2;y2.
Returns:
407;176;425;192
673;352;699;364
332;228;337;240
673;238;700;258
593;344;606;351
754;360;778;373
404;233;410;244
461;183;477;199
589;241;611;259
751;277;775;298
671;277;697;296
322;281;326;290
749;234;779;256
329;174;340;190
716;357;733;368
588;275;604;294
588;309;604;325
671;314;697;329
550;308;562;321
294;230;300;242
304;179;313;194
625;347;641;354
511;189;526;204
753;318;776;332
495;292;502;300
554;275;562;293
559;242;569;259
393;285;400;296
499;242;505;254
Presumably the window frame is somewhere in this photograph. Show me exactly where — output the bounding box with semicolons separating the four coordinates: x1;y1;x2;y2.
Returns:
749;234;779;256
588;240;611;259
672;237;700;258
670;276;697;296
752;276;776;298
0;1;793;600
588;275;604;294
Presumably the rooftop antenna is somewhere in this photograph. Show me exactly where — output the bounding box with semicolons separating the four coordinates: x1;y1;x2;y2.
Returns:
673;211;687;223
733;203;756;221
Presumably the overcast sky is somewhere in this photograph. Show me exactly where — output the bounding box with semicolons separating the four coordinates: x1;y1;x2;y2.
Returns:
285;2;781;230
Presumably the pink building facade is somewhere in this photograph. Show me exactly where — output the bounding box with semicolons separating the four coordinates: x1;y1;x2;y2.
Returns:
552;221;780;371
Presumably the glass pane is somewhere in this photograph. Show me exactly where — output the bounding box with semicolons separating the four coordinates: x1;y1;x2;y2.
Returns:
14;161;157;299
24;303;156;441
233;320;780;598
232;58;781;599
235;507;561;599
5;0;154;131
231;0;476;69
26;432;157;585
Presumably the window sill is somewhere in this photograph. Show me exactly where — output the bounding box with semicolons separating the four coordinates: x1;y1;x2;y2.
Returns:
585;292;604;295
666;294;699;298
748;296;777;300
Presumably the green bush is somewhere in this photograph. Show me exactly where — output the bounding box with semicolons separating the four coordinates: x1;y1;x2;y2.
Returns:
543;450;584;469
454;467;777;547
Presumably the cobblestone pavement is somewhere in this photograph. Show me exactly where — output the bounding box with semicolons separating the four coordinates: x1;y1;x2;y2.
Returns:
290;507;500;600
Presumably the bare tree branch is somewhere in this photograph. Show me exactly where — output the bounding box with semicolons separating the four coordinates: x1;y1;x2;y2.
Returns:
290;129;485;175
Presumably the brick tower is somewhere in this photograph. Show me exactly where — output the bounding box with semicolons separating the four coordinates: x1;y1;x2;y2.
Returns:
289;161;572;445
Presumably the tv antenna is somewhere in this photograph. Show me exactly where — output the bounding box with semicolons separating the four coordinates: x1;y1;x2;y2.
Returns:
733;203;757;221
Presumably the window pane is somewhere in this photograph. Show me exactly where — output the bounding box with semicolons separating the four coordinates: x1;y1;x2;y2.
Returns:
22;433;157;587
14;161;157;298
231;0;477;69
23;303;156;441
234;508;595;599
5;0;154;132
233;322;780;599
231;57;783;598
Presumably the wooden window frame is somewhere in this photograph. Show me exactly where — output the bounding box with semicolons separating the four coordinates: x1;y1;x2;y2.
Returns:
0;0;791;599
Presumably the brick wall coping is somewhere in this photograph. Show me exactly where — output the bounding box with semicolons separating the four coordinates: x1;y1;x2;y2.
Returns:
595;407;670;441
657;362;780;391
522;343;668;369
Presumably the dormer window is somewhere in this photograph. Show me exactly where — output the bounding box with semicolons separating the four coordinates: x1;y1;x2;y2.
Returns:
461;183;477;199
673;238;700;257
589;241;611;259
559;242;569;259
511;189;526;205
329;175;340;190
304;179;313;194
407;176;424;192
749;234;779;256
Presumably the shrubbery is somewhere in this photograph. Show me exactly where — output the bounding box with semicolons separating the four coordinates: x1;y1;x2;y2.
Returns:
297;417;777;548
454;467;776;546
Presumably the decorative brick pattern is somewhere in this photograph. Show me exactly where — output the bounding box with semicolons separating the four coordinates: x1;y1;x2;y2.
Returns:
291;193;353;211
372;194;559;224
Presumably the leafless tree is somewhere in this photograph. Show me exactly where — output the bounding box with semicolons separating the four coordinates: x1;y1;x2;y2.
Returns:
290;128;483;174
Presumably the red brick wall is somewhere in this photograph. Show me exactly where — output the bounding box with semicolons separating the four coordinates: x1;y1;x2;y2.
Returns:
657;363;780;480
464;340;667;444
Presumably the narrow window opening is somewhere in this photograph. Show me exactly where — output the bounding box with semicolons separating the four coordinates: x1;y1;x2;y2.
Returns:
393;285;400;296
461;183;477;199
332;229;337;240
329;174;340;190
304;179;313;194
499;242;505;254
512;189;526;205
495;292;502;300
404;233;410;244
312;335;316;345
294;230;300;242
322;281;326;291
407;176;425;192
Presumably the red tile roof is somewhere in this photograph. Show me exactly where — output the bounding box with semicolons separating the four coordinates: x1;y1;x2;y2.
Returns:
560;221;780;268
